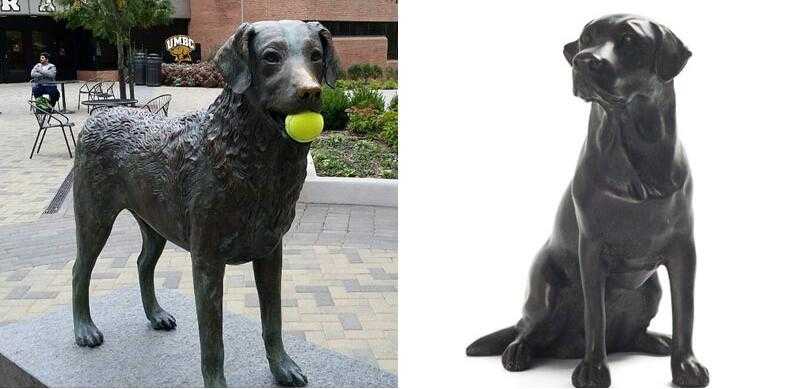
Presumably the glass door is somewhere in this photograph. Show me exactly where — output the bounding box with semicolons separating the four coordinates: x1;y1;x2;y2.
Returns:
2;30;28;82
0;31;5;83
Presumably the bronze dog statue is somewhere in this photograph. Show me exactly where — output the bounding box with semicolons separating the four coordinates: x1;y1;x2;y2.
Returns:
71;20;337;387
466;15;708;388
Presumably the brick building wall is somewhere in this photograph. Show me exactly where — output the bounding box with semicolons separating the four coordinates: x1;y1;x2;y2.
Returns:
189;0;397;66
333;36;388;70
188;0;245;60
262;0;397;21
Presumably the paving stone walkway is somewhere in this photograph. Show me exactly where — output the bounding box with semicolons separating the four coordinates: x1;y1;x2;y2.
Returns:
0;82;397;373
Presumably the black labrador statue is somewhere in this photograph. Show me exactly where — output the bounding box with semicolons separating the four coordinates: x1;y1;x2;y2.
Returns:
71;20;337;387
466;15;709;388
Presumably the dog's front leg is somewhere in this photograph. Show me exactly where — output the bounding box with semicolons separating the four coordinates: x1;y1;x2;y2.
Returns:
572;236;611;388
191;252;227;387
254;241;308;387
666;239;709;387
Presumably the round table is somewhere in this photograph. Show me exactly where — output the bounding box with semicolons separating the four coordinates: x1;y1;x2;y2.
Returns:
82;99;139;115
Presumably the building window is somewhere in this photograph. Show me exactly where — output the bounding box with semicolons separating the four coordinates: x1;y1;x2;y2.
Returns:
314;21;398;60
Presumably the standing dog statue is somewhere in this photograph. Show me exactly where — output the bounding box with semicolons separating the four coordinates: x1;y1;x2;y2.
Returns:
466;15;709;388
71;21;337;387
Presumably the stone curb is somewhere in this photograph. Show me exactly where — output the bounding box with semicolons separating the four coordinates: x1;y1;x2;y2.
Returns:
299;156;398;208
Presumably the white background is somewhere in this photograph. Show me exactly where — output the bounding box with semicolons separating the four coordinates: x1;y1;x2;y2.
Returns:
400;1;800;387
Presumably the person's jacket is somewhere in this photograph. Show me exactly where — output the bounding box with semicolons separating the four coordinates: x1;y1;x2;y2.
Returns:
31;63;57;86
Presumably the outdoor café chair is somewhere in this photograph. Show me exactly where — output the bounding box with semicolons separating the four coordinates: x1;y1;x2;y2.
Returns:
77;78;101;108
85;81;115;112
139;94;172;117
28;100;77;159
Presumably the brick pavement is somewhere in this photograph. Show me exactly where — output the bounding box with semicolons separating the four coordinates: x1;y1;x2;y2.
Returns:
0;83;397;373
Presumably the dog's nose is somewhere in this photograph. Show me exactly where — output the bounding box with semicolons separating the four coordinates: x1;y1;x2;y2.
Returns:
573;53;608;73
297;84;321;100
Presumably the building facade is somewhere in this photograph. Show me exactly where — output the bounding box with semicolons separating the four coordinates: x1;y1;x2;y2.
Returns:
0;0;397;83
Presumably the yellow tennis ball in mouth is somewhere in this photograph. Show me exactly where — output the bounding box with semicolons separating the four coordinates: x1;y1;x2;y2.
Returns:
285;111;324;143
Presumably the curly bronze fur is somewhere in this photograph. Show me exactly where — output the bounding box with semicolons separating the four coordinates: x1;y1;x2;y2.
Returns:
71;20;338;387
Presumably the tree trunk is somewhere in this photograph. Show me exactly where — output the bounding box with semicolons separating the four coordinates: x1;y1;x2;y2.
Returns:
116;36;127;99
127;42;135;100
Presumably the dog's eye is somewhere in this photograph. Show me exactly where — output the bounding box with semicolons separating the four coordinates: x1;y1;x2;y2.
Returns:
619;34;636;48
310;50;323;62
263;51;282;64
580;33;591;45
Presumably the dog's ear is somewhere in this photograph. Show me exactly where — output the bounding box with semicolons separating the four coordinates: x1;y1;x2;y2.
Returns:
652;23;691;82
307;21;340;87
213;23;255;94
563;40;579;65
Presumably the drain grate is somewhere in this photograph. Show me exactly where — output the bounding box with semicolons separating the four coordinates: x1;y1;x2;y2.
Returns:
43;167;75;214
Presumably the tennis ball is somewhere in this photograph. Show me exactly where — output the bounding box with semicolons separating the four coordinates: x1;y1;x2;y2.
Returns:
285;112;324;143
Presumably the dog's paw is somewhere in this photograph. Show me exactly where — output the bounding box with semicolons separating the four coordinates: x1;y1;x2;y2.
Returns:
74;321;104;348
501;340;535;372
149;309;177;331
672;354;709;387
571;359;610;388
269;354;308;387
631;331;671;355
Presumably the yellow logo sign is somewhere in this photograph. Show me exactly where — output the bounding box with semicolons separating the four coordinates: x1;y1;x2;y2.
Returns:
165;35;195;63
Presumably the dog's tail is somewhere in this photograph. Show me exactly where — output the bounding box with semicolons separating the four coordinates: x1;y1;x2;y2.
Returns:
465;326;518;356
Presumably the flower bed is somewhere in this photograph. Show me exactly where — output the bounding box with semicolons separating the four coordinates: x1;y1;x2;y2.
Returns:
312;85;398;179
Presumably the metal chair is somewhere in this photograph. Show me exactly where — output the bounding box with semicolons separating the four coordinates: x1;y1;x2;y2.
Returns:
140;94;172;117
99;81;117;99
77;78;101;108
84;80;115;112
89;80;116;100
28;100;77;159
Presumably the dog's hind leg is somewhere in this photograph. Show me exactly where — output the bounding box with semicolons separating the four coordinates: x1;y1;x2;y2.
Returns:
133;215;176;330
72;206;117;348
502;249;569;372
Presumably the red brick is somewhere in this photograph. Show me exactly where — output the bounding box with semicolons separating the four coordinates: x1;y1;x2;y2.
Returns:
188;0;397;65
77;70;119;81
333;36;388;70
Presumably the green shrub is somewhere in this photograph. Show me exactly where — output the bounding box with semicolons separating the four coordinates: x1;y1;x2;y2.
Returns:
378;110;398;150
365;79;398;90
347;63;383;80
346;106;383;136
336;78;397;90
388;95;398;112
346;64;364;79
380;78;398;90
349;86;385;112
321;87;350;131
335;79;360;90
384;66;398;81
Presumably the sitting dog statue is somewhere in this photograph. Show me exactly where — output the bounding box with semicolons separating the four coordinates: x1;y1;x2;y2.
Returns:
466;15;709;388
71;21;337;387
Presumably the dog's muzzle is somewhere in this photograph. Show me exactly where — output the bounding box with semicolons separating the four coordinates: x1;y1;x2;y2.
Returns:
571;56;625;107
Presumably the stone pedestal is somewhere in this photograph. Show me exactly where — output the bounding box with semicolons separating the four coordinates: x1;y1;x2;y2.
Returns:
0;288;396;387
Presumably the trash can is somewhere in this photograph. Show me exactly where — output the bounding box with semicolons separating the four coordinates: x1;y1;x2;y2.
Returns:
134;52;146;85
146;53;162;87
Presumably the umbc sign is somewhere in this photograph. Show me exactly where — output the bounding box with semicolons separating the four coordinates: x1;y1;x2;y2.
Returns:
0;0;21;12
1;0;54;12
165;35;196;63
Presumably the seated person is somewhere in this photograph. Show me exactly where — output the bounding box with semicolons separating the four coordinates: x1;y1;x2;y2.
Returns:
31;52;59;108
